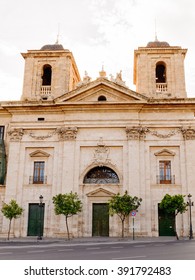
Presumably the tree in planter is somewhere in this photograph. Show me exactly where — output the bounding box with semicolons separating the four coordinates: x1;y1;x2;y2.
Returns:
1;199;24;240
109;191;142;238
159;194;188;240
52;192;82;240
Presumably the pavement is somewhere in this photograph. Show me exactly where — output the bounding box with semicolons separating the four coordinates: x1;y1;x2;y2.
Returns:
0;235;192;246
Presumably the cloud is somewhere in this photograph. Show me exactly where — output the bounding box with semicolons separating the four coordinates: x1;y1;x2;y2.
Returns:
0;0;195;100
90;0;135;41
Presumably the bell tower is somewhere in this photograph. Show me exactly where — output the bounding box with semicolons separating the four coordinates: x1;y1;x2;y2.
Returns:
133;38;187;98
21;42;81;101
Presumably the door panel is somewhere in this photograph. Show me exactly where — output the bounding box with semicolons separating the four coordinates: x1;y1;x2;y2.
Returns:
27;203;45;236
92;203;109;236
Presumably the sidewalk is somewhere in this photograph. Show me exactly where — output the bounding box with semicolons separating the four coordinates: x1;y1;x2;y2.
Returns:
0;235;190;245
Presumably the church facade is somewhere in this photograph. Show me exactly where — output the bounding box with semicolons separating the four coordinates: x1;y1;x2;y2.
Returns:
0;39;195;238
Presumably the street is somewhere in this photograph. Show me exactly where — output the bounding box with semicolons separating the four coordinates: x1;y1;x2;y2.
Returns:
0;239;195;260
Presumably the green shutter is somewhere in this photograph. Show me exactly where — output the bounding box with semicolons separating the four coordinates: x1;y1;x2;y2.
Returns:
0;139;6;185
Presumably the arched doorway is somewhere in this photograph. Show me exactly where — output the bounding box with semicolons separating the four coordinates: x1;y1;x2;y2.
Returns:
83;166;120;236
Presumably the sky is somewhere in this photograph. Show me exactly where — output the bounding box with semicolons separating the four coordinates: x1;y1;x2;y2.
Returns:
0;0;195;101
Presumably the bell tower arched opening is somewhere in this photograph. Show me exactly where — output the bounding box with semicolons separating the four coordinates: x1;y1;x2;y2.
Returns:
42;64;52;86
156;62;166;83
155;62;167;93
40;64;52;100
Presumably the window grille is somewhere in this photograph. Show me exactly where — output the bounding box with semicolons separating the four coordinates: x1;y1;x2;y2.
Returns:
83;166;119;184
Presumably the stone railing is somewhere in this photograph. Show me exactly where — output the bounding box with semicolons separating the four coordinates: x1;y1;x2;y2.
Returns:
40;86;51;97
156;83;167;93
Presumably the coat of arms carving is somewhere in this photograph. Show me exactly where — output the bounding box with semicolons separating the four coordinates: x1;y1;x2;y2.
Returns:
93;137;111;166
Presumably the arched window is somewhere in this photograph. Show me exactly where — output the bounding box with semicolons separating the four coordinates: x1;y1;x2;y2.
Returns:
98;95;107;101
42;64;52;86
83;166;119;184
156;62;166;83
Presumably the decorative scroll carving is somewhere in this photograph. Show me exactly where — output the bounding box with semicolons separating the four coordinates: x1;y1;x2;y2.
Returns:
57;127;78;141
180;127;195;140
29;129;57;140
148;128;180;138
126;126;148;140
8;128;24;141
126;126;185;140
93;137;111;166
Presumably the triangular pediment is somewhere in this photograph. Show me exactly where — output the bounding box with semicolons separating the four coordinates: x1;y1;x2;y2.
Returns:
87;187;116;197
30;150;50;157
154;149;175;156
54;78;148;104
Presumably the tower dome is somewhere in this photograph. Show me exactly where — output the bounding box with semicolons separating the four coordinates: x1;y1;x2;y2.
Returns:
146;37;170;48
40;43;65;51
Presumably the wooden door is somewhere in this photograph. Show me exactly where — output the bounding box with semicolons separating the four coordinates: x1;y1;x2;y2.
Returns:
27;203;45;236
158;206;175;236
92;203;109;236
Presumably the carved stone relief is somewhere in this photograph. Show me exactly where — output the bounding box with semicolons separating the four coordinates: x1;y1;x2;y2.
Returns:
180;127;195;140
57;127;78;141
29;129;58;140
125;126;195;140
93;137;111;166
8;128;24;141
126;126;148;140
149;128;181;138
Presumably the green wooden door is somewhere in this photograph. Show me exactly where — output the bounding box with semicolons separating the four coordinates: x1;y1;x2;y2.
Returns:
158;206;175;236
92;203;109;236
27;203;45;236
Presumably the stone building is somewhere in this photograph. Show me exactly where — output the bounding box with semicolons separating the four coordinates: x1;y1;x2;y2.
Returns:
0;38;194;238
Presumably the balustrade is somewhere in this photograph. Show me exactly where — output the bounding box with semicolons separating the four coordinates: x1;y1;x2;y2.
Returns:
40;86;51;96
156;83;167;93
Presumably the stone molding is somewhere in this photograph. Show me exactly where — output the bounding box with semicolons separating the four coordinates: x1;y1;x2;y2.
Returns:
29;150;50;157
154;149;176;156
8;127;78;141
126;126;195;140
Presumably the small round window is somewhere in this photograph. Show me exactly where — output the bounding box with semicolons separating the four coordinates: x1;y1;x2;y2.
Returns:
98;95;107;101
